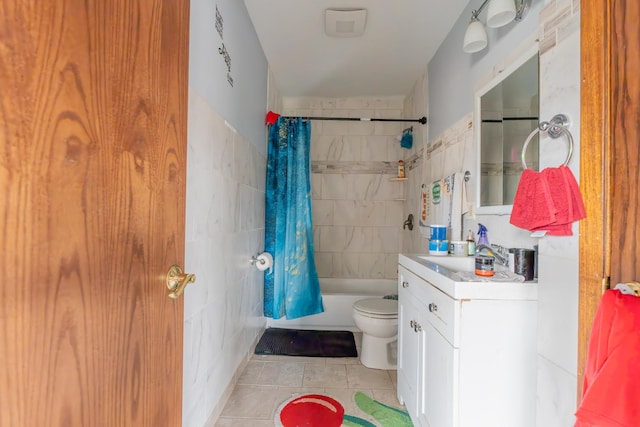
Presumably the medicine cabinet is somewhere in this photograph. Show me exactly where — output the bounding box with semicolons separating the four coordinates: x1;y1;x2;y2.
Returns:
475;49;539;214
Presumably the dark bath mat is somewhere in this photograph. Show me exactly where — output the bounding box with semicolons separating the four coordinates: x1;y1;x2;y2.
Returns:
254;328;358;358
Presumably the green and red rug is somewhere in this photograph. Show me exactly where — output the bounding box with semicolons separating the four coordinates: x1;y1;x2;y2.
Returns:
275;391;413;427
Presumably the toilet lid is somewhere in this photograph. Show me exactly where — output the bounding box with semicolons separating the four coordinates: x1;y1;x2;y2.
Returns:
353;298;398;316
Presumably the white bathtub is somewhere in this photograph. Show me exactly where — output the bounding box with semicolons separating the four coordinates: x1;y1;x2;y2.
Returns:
266;278;397;331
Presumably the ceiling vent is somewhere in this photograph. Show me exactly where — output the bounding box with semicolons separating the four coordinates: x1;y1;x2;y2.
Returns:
324;8;367;37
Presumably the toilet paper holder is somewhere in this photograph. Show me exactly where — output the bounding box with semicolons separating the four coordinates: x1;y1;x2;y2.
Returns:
250;255;266;266
250;252;273;272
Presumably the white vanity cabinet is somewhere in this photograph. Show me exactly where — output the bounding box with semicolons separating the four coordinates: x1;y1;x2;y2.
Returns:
398;267;457;427
397;256;537;427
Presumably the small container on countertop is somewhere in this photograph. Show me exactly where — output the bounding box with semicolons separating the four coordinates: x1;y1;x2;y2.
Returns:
430;225;447;241
449;240;468;257
466;229;476;256
474;254;495;277
429;239;448;256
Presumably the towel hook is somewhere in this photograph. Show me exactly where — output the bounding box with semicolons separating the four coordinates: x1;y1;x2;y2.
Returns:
521;114;573;170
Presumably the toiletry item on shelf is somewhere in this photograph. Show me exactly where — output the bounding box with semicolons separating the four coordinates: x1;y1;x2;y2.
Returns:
477;223;489;246
466;229;476;256
398;160;405;178
475;254;495;276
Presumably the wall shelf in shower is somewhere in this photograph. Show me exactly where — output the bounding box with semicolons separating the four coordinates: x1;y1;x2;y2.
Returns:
389;177;408;181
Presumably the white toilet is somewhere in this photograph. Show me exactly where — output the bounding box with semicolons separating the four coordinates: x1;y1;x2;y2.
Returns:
352;298;398;370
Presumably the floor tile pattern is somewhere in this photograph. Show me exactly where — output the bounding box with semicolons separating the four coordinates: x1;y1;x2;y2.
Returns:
215;334;405;426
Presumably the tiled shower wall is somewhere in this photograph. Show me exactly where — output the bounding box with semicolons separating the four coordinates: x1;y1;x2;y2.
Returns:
282;97;412;280
402;70;429;254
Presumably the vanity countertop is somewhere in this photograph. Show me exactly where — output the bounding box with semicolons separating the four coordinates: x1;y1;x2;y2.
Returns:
399;253;538;301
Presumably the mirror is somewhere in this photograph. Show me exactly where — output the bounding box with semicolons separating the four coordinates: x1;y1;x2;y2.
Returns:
475;51;539;214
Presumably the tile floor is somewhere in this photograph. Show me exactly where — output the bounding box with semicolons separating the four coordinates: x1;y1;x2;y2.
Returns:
215;333;407;426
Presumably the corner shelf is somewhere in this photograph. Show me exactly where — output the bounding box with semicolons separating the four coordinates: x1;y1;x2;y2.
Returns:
390;177;408;201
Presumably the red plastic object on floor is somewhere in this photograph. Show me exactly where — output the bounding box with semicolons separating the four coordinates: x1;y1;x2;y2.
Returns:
279;394;344;427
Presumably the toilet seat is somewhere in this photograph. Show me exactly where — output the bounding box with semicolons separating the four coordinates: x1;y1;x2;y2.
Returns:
353;298;398;318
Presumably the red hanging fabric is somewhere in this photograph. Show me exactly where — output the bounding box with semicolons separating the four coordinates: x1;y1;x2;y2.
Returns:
575;289;640;426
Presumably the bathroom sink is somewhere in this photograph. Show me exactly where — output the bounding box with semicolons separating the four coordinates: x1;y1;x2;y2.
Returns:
400;253;536;300
416;255;524;283
417;255;475;272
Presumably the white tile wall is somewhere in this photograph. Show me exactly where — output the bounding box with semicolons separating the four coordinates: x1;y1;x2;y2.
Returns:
535;13;581;426
283;97;409;279
183;89;266;427
402;70;430;253
536;355;578;426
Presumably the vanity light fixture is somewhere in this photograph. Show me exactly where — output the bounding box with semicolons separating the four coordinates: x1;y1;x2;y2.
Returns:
463;0;531;53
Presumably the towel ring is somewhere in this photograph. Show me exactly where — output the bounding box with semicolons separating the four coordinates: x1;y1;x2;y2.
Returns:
521;114;574;170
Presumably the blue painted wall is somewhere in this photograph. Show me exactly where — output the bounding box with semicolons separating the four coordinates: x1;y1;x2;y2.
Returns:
189;0;268;146
428;0;544;139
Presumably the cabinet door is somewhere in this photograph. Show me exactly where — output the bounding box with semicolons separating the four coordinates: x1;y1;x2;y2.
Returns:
397;289;421;420
420;320;458;427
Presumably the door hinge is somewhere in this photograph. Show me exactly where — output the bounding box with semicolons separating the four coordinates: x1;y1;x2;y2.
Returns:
602;276;611;292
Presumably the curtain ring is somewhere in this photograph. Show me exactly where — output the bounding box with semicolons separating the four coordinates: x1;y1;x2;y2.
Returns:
521;121;574;170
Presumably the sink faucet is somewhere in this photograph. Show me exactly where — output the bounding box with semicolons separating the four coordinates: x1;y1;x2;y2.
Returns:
475;244;509;267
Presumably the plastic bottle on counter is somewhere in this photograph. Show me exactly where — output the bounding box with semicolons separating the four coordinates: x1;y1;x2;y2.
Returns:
477;223;489;246
466;229;476;256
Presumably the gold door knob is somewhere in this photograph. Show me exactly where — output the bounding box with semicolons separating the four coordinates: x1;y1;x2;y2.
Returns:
166;265;196;299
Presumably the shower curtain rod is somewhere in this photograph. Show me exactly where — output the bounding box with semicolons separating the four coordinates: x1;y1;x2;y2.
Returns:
279;115;427;124
265;110;427;125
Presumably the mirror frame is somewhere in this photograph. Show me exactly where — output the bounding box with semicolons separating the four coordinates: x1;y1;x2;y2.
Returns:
474;45;539;215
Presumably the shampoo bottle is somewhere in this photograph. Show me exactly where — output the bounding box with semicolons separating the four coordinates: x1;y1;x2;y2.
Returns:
397;160;405;178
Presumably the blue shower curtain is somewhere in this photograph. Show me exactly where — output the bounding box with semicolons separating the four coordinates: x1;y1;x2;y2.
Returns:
264;117;324;320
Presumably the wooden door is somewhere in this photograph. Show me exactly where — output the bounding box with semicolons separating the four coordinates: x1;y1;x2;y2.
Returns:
579;0;640;395
0;1;190;425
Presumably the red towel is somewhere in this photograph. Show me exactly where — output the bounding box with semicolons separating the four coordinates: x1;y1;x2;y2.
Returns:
575;290;640;427
532;166;586;236
511;166;586;235
510;168;557;230
563;165;586;221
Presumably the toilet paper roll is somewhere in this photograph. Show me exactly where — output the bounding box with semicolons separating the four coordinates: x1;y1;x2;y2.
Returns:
255;252;273;272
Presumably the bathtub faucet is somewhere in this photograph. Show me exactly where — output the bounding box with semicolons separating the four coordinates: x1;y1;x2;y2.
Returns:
403;214;414;230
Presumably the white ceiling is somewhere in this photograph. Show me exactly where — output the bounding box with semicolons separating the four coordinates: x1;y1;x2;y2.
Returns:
243;0;470;98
